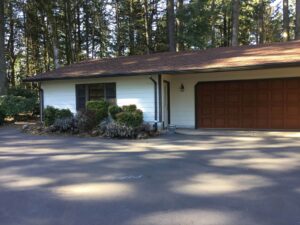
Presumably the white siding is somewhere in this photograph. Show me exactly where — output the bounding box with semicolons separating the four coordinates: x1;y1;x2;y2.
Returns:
41;67;300;128
163;67;300;128
41;75;156;122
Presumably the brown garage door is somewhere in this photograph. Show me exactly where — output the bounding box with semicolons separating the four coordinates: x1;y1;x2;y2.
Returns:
196;78;300;129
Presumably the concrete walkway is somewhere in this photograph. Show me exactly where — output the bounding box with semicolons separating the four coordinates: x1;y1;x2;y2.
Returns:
0;126;300;225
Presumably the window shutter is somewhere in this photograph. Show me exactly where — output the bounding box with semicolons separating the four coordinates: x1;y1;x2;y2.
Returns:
76;84;86;111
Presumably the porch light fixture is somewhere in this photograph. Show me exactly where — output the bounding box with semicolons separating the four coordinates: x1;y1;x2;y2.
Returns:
180;84;185;92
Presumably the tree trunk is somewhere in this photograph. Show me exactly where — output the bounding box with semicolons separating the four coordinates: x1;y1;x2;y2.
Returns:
296;0;300;39
283;0;289;41
222;0;228;47
84;0;90;58
167;0;176;52
64;0;73;64
176;0;184;51
231;0;240;46
8;2;15;86
0;0;7;94
143;0;150;54
115;0;122;56
129;0;135;55
210;0;216;47
258;0;265;44
76;0;81;61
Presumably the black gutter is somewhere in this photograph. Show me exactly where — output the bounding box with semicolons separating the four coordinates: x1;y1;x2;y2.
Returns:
23;61;300;82
149;76;158;125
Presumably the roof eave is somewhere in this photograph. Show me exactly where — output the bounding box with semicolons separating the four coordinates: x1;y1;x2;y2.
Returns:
22;61;300;82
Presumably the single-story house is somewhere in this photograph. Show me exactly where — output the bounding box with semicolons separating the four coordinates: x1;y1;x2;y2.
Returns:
24;41;300;129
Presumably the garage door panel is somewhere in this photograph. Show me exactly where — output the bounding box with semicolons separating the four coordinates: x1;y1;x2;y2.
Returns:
257;106;269;115
257;92;269;103
271;80;284;89
215;118;226;127
201;118;214;127
201;107;213;115
285;119;300;128
214;95;225;104
197;78;300;129
228;120;241;128
270;93;284;103
241;118;256;128
286;106;299;115
215;107;225;115
270;119;284;129
285;79;300;89
257;80;269;89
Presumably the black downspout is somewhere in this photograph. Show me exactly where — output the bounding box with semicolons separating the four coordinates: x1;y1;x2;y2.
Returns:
158;74;162;123
38;83;44;123
149;76;158;130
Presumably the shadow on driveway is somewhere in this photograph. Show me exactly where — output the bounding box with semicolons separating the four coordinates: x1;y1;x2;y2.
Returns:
0;126;300;225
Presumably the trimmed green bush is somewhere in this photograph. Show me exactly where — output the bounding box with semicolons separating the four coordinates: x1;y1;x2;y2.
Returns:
0;107;5;125
44;106;73;126
86;100;109;123
56;109;73;119
7;87;37;99
0;95;37;118
122;104;137;112
116;109;143;128
44;106;59;126
108;105;122;119
0;87;38;120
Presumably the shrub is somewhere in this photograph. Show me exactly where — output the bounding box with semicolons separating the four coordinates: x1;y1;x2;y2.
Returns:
122;104;137;112
75;110;99;132
108;105;122;119
0;107;5;125
7;87;38;99
44;106;58;126
0;95;37;118
116;109;143;127
101;121;136;138
56;109;73;119
99;121;155;139
86;100;109;123
53;117;77;133
44;106;73;126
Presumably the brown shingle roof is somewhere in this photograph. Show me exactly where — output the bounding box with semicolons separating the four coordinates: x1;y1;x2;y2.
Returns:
24;41;300;82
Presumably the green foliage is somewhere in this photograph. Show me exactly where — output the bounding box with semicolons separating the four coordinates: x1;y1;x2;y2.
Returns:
56;109;73;119
122;104;137;112
108;105;122;119
44;106;59;126
86;100;109;123
116;109;143;128
0;107;5;125
7;87;38;99
0;87;38;119
44;106;73;126
0;95;37;117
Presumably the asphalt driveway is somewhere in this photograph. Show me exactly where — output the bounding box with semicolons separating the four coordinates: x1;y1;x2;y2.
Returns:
0;126;300;225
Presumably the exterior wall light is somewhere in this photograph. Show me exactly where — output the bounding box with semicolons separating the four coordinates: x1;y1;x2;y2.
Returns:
180;84;185;92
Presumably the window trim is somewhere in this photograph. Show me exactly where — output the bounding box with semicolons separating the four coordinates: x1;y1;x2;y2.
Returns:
76;82;116;111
